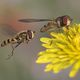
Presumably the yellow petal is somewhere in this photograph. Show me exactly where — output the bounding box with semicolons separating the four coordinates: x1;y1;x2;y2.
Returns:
42;44;53;48
45;64;53;72
40;37;51;43
69;60;80;77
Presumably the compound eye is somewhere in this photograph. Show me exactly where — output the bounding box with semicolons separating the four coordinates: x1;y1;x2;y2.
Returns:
27;30;32;39
63;17;67;25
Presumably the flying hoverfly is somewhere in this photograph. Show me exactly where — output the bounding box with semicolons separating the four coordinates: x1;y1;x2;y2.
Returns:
0;24;35;59
18;15;72;32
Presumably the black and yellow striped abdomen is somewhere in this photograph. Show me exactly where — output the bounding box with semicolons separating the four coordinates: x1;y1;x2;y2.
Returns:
0;31;26;47
0;30;35;47
1;38;17;47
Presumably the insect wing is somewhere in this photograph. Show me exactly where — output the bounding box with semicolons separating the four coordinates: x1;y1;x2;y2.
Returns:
18;19;53;23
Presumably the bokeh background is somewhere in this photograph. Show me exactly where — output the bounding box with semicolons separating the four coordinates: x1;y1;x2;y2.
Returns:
0;0;80;80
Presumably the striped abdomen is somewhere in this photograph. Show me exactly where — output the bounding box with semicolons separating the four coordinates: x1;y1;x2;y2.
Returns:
0;35;23;47
1;38;17;47
40;21;57;32
1;30;35;47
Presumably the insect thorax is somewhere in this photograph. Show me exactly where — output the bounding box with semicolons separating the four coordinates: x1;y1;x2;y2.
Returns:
16;30;34;42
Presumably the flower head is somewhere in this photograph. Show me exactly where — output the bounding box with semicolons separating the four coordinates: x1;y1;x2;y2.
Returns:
36;24;80;78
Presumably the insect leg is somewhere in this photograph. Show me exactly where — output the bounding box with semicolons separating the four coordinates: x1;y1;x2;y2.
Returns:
66;26;69;30
26;40;29;44
6;42;22;60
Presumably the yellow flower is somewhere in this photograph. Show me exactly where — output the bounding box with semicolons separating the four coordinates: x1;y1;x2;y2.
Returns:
36;24;80;78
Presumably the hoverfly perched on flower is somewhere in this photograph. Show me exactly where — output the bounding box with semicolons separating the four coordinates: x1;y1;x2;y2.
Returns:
18;15;72;32
0;24;35;59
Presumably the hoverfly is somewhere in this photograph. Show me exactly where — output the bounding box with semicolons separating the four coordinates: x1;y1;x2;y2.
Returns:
0;25;35;59
18;15;72;32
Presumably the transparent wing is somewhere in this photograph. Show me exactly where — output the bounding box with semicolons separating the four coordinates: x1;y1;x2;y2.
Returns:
18;19;53;23
0;24;17;37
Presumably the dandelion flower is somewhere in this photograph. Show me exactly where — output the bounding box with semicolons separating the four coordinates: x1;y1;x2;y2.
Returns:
36;24;80;78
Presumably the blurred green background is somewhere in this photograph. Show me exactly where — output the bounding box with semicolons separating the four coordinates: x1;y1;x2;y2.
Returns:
0;0;80;80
